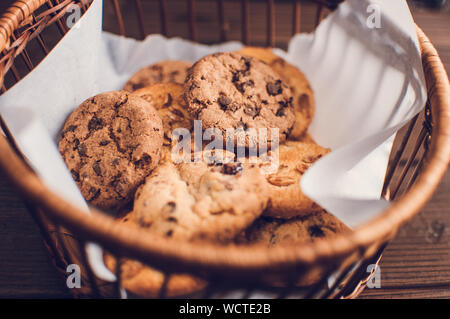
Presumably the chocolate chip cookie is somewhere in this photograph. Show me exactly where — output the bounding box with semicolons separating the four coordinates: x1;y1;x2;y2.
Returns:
236;210;349;286
134;83;193;148
132;150;269;242
237;47;315;140
247;140;330;219
237;210;349;247
123;60;192;92
104;216;206;298
185;52;295;147
59;91;163;210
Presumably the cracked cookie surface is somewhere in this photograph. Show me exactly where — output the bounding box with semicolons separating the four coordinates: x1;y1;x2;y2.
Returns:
131;150;269;242
59;91;163;210
237;47;315;140
247;140;330;219
185;52;295;146
123;60;192;92
134;83;193;149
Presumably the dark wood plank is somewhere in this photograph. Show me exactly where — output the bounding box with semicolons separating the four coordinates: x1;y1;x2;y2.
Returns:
0;171;71;298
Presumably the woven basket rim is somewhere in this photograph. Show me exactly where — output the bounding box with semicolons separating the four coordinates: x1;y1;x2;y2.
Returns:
0;0;449;274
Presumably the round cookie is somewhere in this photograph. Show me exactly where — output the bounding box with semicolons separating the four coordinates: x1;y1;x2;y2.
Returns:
247;140;330;219
134;83;193;148
132;150;269;242
237;210;350;247
236;210;349;286
59;91;163;210
185;52;295;147
104;216;206;298
123;60;192;92
237;47;314;140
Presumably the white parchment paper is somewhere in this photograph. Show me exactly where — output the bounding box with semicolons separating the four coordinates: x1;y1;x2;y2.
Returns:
0;0;426;286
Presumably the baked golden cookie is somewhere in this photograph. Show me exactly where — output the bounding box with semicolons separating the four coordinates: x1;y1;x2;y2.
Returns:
236;210;350;286
123;60;192;92
237;47;314;140
185;52;296;147
58;91;163;210
104;216;206;298
133;83;193;148
237;210;350;246
132;149;269;242
247;140;330;219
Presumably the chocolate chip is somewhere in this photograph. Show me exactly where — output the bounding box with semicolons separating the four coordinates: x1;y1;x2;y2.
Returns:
237;121;248;131
278;100;288;108
267;80;283;96
232;72;240;83
166;230;173;237
134;154;151;169
73;138;80;151
276;107;286;117
222;162;243;175
284;126;293;137
64;125;77;134
138;218;152;228
165;201;176;213
276;99;291;117
171;109;184;117
131;83;143;91
88;116;103;131
242;56;251;70
167;217;178;223
308;225;325;238
114;95;128;109
244;104;259;117
112;158;120;166
162;94;173;108
99;140;110;146
78;143;87;157
218;94;232;110
235;80;254;93
70;169;80;182
93;161;102;176
89;187;101;201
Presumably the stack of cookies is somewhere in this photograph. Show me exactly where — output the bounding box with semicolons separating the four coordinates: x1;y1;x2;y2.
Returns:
58;48;349;297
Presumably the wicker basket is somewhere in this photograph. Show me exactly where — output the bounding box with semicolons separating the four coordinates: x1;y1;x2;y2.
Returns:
0;0;449;299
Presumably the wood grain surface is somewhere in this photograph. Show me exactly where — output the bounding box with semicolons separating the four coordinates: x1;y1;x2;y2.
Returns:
0;0;448;299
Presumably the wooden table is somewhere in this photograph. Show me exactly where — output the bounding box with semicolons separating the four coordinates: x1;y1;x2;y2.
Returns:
0;0;449;299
